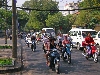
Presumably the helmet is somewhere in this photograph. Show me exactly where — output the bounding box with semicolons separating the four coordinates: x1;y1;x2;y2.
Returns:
27;34;30;37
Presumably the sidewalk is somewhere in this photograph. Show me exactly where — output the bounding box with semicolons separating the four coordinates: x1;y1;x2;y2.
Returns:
0;38;23;74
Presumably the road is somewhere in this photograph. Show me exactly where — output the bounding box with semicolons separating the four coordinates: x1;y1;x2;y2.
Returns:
1;38;100;75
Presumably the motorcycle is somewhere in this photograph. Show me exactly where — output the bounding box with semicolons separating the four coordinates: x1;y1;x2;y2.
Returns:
47;48;60;74
61;44;71;64
82;42;99;63
31;41;36;52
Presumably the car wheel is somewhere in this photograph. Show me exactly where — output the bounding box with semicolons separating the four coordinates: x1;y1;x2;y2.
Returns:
77;43;80;50
96;45;100;56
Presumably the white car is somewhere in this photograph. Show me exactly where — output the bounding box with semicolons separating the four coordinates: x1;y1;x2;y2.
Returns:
94;31;100;45
93;31;100;55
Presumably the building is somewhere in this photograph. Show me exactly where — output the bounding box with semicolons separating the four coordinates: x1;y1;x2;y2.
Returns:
63;2;79;16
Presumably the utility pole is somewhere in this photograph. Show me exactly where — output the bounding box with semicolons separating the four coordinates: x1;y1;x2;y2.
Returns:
12;0;17;58
0;0;2;7
5;0;7;44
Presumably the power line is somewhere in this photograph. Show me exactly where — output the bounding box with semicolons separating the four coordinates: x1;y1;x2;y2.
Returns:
2;5;100;11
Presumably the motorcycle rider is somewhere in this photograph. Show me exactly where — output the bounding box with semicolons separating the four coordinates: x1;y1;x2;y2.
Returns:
84;33;94;56
42;34;50;51
62;35;70;57
25;34;31;46
62;35;70;47
57;33;64;47
36;33;40;44
67;33;73;47
31;34;36;49
45;37;57;66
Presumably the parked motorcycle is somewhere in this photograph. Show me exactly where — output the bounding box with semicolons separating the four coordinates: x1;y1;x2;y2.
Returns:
61;44;71;64
31;41;36;52
47;48;60;74
82;42;99;63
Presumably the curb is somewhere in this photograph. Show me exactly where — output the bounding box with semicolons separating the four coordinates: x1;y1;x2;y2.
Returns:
0;64;24;74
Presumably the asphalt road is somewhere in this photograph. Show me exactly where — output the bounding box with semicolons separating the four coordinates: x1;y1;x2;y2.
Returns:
1;38;100;75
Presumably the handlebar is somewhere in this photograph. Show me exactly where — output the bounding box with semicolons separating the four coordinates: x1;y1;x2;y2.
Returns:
45;48;58;52
86;42;95;46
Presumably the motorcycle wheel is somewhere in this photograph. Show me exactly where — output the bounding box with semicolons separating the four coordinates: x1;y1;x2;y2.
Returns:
33;48;35;52
93;53;98;63
27;43;29;47
62;52;67;61
67;54;71;64
55;63;60;74
62;55;66;61
31;44;35;52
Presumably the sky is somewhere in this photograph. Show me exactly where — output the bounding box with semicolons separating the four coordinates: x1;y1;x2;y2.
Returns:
8;0;79;10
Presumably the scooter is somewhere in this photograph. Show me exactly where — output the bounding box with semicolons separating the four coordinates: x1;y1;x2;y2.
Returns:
82;42;99;63
61;44;71;64
31;41;36;52
47;49;60;74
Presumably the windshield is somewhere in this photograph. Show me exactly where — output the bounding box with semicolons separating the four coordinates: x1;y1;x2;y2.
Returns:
82;31;97;38
69;31;97;38
70;31;78;36
46;29;55;33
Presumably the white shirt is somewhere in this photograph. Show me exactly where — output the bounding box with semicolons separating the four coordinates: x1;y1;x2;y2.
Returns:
42;37;49;43
67;36;72;41
57;36;64;43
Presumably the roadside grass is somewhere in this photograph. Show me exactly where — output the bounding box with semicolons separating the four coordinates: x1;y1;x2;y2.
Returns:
0;58;13;66
0;45;12;49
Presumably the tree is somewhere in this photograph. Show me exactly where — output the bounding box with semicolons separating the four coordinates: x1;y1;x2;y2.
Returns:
17;10;29;31
23;0;59;31
74;0;100;28
46;12;70;33
0;9;12;30
79;0;100;8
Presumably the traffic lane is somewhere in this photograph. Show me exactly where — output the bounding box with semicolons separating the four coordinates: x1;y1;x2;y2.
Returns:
62;50;100;75
22;41;100;75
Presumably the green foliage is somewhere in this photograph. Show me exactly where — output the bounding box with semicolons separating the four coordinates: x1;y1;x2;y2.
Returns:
46;12;72;33
17;10;29;31
1;0;100;32
79;0;100;8
0;45;12;49
0;58;12;66
75;0;100;28
0;9;12;30
24;0;59;31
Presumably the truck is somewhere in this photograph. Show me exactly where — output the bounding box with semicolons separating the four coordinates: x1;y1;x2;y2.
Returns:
69;28;97;50
42;28;56;37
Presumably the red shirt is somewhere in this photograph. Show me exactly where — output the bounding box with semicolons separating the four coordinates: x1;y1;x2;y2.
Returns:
62;40;70;46
85;36;94;44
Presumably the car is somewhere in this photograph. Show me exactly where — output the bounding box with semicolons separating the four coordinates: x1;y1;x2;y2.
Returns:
93;31;100;55
93;31;100;45
69;28;97;50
